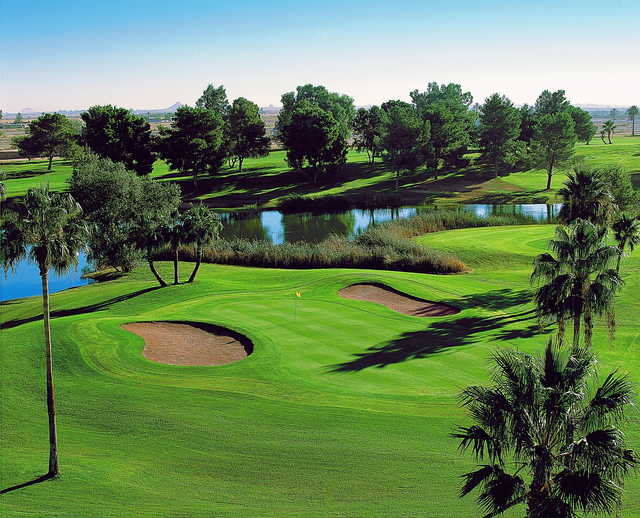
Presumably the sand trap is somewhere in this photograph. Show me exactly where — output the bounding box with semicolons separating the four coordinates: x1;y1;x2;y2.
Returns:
122;321;253;366
338;283;460;317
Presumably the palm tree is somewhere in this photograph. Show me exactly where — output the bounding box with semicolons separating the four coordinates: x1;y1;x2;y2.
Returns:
163;213;184;285
1;187;88;478
181;204;222;283
453;341;637;518
531;220;622;347
603;120;615;144
626;105;638;136
558;168;614;226
612;214;640;272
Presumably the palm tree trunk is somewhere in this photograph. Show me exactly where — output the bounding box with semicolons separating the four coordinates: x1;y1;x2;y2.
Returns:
584;308;593;347
187;245;202;283
572;311;581;347
238;157;243;172
48;153;53;171
616;243;624;272
148;256;167;287
40;268;59;477
173;247;179;285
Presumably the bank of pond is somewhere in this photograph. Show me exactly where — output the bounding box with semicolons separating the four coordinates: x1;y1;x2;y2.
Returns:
1;203;559;301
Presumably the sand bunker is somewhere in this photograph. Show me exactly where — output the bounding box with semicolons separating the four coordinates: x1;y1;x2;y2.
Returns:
338;283;460;317
122;321;253;366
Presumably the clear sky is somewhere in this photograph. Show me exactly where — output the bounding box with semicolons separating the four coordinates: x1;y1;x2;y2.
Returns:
3;0;639;112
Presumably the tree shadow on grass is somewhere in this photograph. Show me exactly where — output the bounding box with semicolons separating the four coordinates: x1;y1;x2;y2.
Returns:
0;286;160;330
1;473;54;495
439;288;533;312
330;311;545;372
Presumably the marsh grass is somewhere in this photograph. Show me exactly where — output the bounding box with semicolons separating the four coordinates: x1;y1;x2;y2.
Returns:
155;210;540;274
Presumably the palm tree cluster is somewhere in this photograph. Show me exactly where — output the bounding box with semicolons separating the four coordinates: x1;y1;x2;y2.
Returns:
531;220;622;348
453;342;637;518
534;167;640;347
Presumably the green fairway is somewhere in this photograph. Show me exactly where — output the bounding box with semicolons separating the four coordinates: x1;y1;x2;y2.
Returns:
2;225;639;516
2;136;639;207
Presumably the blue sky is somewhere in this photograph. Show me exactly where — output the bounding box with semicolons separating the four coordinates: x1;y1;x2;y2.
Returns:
3;0;639;112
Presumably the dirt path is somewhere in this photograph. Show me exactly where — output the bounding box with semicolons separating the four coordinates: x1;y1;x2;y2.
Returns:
339;283;460;317
122;322;252;366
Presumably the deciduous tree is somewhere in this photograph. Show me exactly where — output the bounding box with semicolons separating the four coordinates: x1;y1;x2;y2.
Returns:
530;112;576;190
81;105;155;175
479;93;521;174
226;97;270;171
351;106;384;165
196;84;229;116
279;100;347;184
157;106;226;188
16;113;76;169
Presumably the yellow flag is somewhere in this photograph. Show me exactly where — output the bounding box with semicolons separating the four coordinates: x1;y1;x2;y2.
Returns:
296;291;301;298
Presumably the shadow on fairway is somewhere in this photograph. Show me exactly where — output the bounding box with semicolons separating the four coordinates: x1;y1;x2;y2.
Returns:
0;286;160;330
439;288;533;311
330;310;544;372
0;473;54;495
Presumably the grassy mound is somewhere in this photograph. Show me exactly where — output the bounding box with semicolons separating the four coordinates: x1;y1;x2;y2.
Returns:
2;225;638;517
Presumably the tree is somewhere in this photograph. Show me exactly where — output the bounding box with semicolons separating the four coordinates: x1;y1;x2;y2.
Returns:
14;112;23;125
454;341;637;518
68;153;145;272
279;100;347;184
569;107;596;144
531;220;622;347
15;113;76;170
626;105;638;136
380;101;427;190
558;168;614;226
226;97;270;171
479;93;521;174
195;84;229;116
275;84;355;142
182;204;222;283
81;105;155;175
130;179;181;287
612;214;640;272
596;165;640;216
534;89;571;115
602;120;615;144
530;112;576;190
518;104;536;143
157;106;226;188
410;82;475;174
1;187;89;478
351;106;384;165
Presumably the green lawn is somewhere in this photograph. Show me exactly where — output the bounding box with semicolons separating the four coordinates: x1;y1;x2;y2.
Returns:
2;225;639;516
2;136;639;208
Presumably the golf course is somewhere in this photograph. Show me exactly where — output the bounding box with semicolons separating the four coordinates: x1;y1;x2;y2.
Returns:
3;137;639;209
2;224;638;517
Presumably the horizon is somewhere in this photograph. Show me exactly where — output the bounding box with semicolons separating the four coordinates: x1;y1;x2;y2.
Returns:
3;0;639;113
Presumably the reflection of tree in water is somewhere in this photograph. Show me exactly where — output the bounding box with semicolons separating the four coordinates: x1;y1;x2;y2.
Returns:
283;211;357;243
220;211;270;241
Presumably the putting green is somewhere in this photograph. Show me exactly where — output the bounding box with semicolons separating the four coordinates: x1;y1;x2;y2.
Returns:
1;225;638;516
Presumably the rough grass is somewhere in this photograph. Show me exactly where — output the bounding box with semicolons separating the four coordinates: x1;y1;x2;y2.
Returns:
2;137;638;207
2;225;639;517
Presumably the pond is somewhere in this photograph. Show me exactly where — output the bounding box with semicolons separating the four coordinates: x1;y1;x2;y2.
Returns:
0;253;93;303
219;203;561;244
1;203;560;302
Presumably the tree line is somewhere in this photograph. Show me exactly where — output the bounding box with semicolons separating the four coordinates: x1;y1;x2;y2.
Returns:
13;83;640;192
